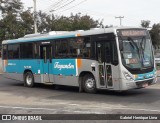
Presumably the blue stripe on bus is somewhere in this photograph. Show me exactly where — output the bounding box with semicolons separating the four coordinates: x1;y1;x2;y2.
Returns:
5;59;77;76
4;59;155;80
5;60;40;74
134;70;155;81
4;34;76;44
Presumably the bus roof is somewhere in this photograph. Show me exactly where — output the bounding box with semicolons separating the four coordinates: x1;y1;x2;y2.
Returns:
2;27;144;44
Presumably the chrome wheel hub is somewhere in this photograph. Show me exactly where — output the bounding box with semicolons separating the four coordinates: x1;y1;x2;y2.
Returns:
26;75;32;85
85;78;94;89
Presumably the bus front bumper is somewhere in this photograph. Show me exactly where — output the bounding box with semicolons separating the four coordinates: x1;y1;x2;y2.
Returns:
120;77;157;90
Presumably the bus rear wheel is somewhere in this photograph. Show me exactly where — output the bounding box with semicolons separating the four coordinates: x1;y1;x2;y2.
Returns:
24;72;34;87
83;74;97;93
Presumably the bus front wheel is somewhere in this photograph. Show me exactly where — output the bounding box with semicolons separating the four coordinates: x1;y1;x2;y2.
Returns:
83;74;97;93
24;72;34;87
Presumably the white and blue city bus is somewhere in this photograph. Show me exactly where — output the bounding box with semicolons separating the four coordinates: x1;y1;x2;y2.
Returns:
2;27;157;93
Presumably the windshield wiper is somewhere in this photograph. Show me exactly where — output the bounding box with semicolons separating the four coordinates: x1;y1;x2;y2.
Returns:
140;37;146;51
127;37;140;57
140;37;145;61
140;37;152;67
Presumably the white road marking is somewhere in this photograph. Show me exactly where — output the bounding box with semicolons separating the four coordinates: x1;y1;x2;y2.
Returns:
69;104;79;106
0;105;95;114
0;105;57;111
0;105;160;113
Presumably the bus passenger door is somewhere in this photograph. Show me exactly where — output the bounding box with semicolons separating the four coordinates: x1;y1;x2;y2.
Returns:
40;45;52;83
97;41;117;88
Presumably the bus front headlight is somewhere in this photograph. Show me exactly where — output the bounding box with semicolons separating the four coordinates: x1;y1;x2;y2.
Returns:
123;72;134;81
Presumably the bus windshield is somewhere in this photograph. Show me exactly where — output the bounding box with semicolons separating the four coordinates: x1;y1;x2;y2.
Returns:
117;29;154;70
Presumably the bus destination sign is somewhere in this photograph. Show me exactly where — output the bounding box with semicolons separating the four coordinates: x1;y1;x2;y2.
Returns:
118;29;147;37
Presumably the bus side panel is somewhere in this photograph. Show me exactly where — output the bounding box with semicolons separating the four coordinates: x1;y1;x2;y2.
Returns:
52;59;78;86
3;59;23;81
77;59;121;90
2;73;24;81
110;65;121;90
52;59;77;76
50;59;97;87
20;59;42;83
4;59;41;82
54;75;79;86
76;59;99;88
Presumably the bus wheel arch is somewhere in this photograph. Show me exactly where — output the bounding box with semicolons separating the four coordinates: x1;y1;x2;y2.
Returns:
79;72;97;93
23;70;34;87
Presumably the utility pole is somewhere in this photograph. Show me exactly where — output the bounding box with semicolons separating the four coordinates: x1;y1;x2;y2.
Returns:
33;0;38;33
115;16;124;26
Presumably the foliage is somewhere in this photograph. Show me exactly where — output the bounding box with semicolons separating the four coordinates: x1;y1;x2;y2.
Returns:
0;0;25;41
37;12;100;32
141;20;160;46
141;20;150;28
0;0;101;45
150;23;160;45
1;0;159;49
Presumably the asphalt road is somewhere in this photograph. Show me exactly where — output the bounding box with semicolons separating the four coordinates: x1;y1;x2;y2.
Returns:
0;74;160;122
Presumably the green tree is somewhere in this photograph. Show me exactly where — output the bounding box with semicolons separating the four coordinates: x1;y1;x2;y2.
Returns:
37;11;53;32
0;0;24;40
0;0;23;14
141;20;150;28
36;12;101;32
0;18;5;41
69;13;99;31
20;9;34;35
0;0;102;43
150;23;160;45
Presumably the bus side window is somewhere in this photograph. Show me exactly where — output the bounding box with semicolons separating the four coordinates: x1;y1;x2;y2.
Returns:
111;41;118;65
80;37;91;58
20;43;33;59
55;40;69;58
2;45;8;60
76;37;91;58
8;44;20;59
69;38;78;57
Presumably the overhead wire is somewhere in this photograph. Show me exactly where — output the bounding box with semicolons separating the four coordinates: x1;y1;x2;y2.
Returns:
44;0;67;12
36;0;142;26
55;0;88;13
43;0;77;13
51;0;77;12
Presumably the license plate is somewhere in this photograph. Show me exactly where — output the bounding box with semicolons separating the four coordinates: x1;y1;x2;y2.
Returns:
143;83;148;88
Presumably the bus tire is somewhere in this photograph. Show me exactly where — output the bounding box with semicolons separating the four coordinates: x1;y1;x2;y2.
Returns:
83;74;97;93
24;72;34;87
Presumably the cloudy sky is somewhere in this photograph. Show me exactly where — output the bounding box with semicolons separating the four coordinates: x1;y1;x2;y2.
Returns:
21;0;160;27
